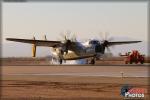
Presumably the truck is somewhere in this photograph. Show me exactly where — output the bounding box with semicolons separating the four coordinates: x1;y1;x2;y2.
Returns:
120;50;145;64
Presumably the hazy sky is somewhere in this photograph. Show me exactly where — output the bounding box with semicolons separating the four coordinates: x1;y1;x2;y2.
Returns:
2;2;148;42
2;2;148;57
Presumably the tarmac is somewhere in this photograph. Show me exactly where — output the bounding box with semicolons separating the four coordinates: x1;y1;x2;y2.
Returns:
1;43;150;99
2;65;149;77
1;62;150;99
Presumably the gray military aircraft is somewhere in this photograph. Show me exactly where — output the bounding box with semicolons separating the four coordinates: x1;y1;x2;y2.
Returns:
6;33;141;64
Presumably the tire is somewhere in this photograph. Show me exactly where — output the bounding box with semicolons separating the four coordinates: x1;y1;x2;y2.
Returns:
135;61;138;64
130;61;132;64
125;61;128;64
59;59;62;64
90;59;95;65
140;61;144;64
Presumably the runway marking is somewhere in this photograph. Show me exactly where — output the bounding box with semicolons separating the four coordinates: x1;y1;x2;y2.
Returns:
4;73;150;77
2;64;149;66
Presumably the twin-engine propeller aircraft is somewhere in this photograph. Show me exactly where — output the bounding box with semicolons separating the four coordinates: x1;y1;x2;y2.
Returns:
6;33;141;64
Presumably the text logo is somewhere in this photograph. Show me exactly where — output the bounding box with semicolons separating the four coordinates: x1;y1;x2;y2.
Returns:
121;85;146;99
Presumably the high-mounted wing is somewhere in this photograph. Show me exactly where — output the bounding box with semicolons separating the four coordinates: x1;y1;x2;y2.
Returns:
6;38;62;47
107;41;142;46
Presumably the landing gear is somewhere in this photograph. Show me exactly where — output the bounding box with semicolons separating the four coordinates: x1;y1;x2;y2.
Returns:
89;57;95;65
59;59;62;64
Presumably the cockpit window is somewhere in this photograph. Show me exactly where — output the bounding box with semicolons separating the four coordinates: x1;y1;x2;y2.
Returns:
89;40;100;45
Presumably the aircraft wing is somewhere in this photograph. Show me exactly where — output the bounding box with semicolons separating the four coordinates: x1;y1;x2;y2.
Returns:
6;38;62;47
108;41;142;46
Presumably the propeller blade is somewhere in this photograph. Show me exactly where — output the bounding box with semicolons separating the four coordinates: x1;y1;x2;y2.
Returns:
98;32;104;41
59;32;66;40
43;34;47;40
66;30;71;39
71;33;77;42
104;32;109;40
106;47;112;54
58;31;73;55
108;36;114;41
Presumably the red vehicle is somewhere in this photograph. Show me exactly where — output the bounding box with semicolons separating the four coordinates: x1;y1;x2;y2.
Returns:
120;50;145;64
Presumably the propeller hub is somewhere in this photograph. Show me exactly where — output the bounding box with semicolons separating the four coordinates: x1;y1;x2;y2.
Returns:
103;40;109;47
66;40;71;45
59;32;76;54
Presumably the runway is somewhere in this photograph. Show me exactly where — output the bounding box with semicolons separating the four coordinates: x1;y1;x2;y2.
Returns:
1;65;149;99
2;65;149;77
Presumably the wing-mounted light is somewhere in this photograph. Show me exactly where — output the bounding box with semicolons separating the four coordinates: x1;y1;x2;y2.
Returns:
32;36;36;57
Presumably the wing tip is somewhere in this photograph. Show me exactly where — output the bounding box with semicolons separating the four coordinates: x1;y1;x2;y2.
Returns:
6;38;11;40
136;41;142;43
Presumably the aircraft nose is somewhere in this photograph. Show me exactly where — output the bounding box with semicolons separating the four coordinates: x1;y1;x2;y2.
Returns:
95;44;103;53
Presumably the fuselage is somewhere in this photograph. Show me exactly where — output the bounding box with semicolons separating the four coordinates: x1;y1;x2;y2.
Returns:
51;39;105;60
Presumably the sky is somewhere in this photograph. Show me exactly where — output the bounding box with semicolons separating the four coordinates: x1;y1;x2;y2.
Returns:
2;1;149;57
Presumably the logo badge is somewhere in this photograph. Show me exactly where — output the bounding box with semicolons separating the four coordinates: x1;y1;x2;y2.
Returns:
121;85;146;99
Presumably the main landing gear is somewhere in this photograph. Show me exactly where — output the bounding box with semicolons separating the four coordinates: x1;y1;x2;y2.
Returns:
59;59;62;64
89;57;95;65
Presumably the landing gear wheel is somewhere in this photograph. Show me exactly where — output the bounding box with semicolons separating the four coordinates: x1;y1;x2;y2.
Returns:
90;58;95;65
130;61;132;64
140;61;144;64
59;59;62;64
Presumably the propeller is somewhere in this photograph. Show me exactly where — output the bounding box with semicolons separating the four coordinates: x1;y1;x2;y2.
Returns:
58;31;77;54
98;32;114;54
43;34;47;40
71;33;77;42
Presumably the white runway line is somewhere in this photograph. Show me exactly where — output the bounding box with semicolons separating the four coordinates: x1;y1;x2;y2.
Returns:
5;72;150;77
